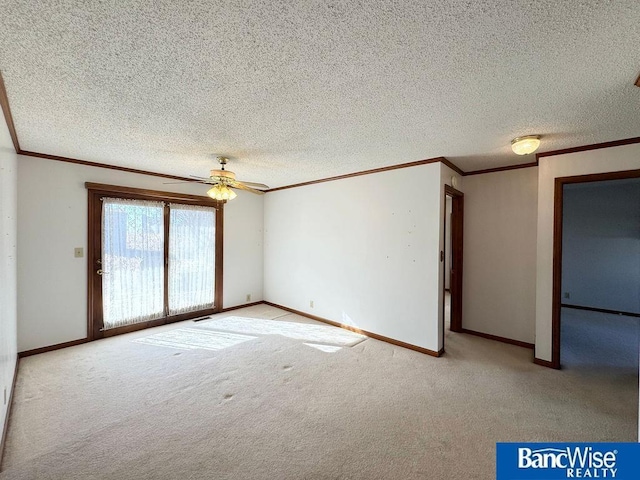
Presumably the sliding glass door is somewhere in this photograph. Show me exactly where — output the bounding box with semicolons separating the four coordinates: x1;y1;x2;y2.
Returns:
169;204;216;315
87;184;223;338
102;198;165;329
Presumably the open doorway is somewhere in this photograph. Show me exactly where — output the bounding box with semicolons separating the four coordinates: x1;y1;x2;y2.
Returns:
551;170;640;369
443;185;464;350
444;196;452;332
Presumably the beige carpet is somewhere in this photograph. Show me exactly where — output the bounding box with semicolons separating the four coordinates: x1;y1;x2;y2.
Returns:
561;307;640;371
193;315;367;346
1;304;637;479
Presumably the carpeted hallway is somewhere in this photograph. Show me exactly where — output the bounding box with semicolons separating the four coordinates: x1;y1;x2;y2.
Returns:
561;306;640;373
1;304;637;479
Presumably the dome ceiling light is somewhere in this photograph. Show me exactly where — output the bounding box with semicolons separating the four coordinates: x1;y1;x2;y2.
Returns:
511;135;541;155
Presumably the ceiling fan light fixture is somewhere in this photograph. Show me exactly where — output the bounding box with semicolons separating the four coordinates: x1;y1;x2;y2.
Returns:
207;184;237;201
511;135;541;155
210;169;236;180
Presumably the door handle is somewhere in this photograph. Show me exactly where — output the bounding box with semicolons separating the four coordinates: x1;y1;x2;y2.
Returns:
96;269;108;275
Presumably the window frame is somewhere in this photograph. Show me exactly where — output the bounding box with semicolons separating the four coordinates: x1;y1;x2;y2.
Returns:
86;182;224;339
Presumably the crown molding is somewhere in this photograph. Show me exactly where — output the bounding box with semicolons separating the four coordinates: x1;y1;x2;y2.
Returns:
20;150;194;182
266;156;454;192
463;161;538;176
0;71;20;153
4;69;640;186
536;136;640;159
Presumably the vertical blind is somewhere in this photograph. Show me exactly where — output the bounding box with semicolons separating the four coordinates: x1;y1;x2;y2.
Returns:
168;204;216;315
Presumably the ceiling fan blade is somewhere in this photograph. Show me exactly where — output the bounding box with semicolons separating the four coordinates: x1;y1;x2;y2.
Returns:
230;181;265;195
238;180;270;189
164;179;217;185
190;175;211;180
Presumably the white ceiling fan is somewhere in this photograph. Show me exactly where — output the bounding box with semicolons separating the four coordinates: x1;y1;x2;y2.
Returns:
167;156;269;200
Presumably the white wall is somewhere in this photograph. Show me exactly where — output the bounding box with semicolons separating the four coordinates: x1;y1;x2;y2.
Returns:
0;122;18;444
264;162;462;353
223;187;264;308
17;155;264;352
462;167;538;344
562;180;640;313
536;143;640;362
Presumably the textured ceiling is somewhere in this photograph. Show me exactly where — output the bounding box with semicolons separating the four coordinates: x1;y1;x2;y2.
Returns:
1;1;639;187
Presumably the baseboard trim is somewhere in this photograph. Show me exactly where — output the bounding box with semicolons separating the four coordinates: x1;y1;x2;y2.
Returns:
561;303;640;319
220;301;264;312
18;303;264;357
534;357;560;369
263;302;442;357
459;328;534;349
18;338;90;358
0;356;19;471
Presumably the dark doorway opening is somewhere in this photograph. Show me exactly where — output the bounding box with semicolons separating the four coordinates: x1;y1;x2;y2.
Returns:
551;169;640;369
443;185;464;351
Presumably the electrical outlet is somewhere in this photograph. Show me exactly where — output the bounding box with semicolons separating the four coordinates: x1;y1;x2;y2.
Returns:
74;247;84;258
564;292;570;299
246;294;251;302
310;300;314;308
